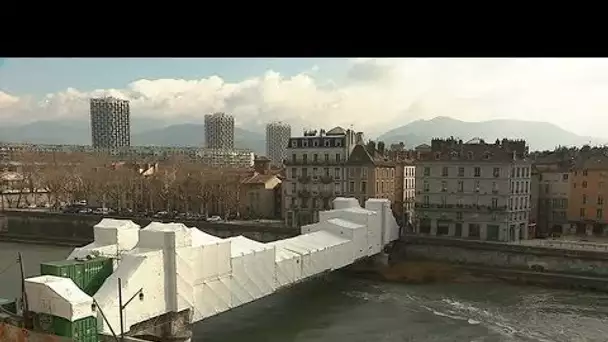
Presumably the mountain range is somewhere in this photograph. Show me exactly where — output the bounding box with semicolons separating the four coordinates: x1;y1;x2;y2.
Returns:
0;117;604;154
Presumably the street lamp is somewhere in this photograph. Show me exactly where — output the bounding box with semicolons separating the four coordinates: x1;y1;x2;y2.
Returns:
118;278;144;342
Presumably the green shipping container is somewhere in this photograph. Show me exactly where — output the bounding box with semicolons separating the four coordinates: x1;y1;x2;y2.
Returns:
31;312;98;342
40;257;113;296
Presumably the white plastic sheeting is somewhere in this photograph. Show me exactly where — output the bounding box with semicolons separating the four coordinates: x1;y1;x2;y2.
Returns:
305;218;369;260
226;236;276;308
69;219;140;260
94;249;165;335
267;242;303;288
93;219;140;249
25;276;95;322
26;196;400;335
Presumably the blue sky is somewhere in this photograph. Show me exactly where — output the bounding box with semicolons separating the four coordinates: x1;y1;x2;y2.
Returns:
0;58;348;96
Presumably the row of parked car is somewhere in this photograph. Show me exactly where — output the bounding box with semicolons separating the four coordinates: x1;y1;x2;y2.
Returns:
60;203;223;222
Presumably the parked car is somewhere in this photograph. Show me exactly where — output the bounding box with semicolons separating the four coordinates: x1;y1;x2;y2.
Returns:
207;215;222;222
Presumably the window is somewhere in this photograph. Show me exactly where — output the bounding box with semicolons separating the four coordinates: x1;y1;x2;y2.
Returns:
302;140;308;147
313;154;318;162
349;181;355;193
423;181;430;192
583;169;588;176
335;139;342;147
474;167;481;177
580;208;586;217
458;167;465;177
583;181;588;188
361;181;367;193
458;181;464;192
302;154;308;164
334;182;341;193
291;168;297;178
291;140;297;148
349;168;355;178
441;181;447;192
516;182;520;193
511;168;515;177
474;180;480;192
467;151;474;160
599;195;604;205
456;212;463;220
424;167;431;176
312;167;318;178
492;198;498;208
525;181;529;193
313;140;319;147
291;183;296;192
493;167;500;178
334;168;341;178
324;167;330;176
423;195;430;205
335;154;341;162
442;167;448;177
563;174;569;181
292;154;297;163
324;153;329;162
517;168;520;177
598;209;604;220
484;152;491;160
441;196;447;206
492;182;498;193
435;152;441;160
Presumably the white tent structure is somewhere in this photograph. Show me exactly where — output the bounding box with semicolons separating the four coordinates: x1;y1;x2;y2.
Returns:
25;197;400;336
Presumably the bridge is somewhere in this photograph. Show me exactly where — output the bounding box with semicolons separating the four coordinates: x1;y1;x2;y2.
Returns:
22;197;399;341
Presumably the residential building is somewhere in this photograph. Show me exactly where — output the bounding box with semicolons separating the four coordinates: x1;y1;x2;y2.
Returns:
344;144;396;206
240;157;282;219
414;138;532;242
90;97;131;149
204;112;234;149
283;127;358;227
266;122;291;167
536;161;572;236
402;160;416;227
568;155;608;236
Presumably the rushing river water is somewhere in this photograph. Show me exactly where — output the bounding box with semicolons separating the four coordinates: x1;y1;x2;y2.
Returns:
1;242;608;342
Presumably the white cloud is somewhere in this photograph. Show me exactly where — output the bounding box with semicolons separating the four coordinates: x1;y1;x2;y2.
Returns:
2;58;608;138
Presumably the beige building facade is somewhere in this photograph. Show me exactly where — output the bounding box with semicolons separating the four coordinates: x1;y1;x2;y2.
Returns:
415;138;532;242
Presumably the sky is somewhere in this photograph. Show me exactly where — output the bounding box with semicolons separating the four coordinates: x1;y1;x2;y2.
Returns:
0;58;607;138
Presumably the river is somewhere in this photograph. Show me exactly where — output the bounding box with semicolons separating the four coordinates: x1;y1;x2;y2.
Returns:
1;242;607;342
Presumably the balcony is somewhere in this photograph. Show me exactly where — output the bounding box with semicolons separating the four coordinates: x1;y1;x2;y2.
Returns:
298;189;311;197
298;175;311;184
283;159;344;166
320;175;334;184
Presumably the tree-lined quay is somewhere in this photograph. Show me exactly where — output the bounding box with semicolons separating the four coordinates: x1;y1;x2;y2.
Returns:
1;151;250;218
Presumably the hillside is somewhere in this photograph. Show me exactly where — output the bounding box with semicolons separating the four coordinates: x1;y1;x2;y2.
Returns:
0;121;266;155
378;117;605;151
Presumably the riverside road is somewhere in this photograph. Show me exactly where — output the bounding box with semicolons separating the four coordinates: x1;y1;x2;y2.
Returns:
2;242;608;342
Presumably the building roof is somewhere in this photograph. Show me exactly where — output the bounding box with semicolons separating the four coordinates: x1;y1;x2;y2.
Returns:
346;144;394;167
326;126;346;135
241;173;280;185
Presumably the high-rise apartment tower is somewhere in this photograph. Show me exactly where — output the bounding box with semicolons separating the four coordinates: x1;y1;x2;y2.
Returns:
204;112;235;149
90;97;131;149
266;121;291;167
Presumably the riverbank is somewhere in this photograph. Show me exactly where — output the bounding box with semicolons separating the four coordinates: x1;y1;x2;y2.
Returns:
0;233;90;247
346;260;608;293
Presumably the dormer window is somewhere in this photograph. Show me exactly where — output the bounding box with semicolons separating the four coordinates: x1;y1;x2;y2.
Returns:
483;152;491;160
324;140;331;147
434;152;441;160
335;139;342;147
291;140;298;148
302;140;308;148
467;151;474;160
313;139;320;147
450;151;458;159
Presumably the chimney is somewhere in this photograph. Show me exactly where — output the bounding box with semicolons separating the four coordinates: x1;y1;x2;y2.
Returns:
253;156;271;175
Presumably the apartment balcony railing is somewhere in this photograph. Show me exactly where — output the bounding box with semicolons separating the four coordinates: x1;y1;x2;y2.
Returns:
298;189;311;197
283;159;345;166
298;175;311;184
414;203;508;212
320;175;334;184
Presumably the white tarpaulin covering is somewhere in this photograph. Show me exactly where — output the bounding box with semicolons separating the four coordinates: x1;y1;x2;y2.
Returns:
25;275;95;322
93;218;140;249
306;218;369;260
41;196;401;333
226;236;276;308
267;242;303;288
